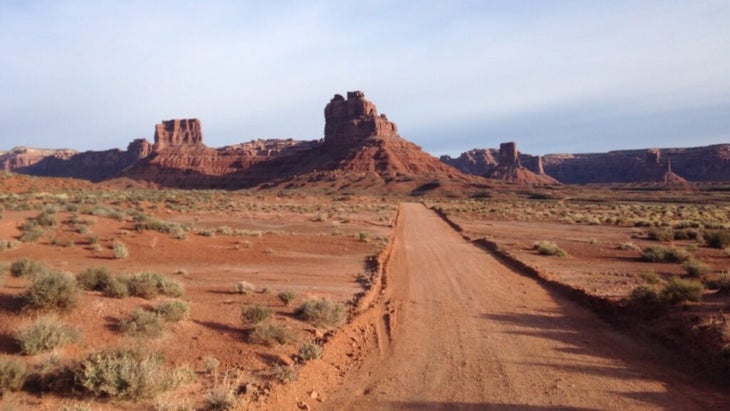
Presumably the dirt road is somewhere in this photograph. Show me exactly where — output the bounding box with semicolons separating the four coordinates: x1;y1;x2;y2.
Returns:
316;203;727;410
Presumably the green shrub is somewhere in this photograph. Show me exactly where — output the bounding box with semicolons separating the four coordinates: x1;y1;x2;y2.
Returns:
533;241;567;257
640;270;663;285
102;276;130;298
75;349;191;400
204;380;236;410
126;272;184;299
10;258;49;278
112;241;129;259
242;305;272;325
704;229;730;249
235;280;255;295
19;223;43;243
298;343;323;362
271;364;297;383
357;232;370;242
76;266;112;291
682;258;711;277
640;245;689;263
673;229;699;241
16;316;78;355
278;290;296;306
297;298;347;329
629;285;662;306
154;300;190;322
647;227;673;242
0;357;27;392
119;309;164;337
34;211;57;228
23;272;79;311
660;277;703;304
248;322;292;346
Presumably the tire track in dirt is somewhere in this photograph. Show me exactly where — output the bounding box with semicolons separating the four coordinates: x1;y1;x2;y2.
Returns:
317;203;728;410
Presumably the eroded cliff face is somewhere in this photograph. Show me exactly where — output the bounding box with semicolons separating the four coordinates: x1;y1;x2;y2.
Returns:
442;142;558;184
323;91;398;147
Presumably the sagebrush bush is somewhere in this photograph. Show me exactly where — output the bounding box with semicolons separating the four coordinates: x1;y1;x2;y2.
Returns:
704;229;730;249
278;290;296;306
242;305;272;325
204;380;236;410
298;343;323;362
112;241;129;259
16;316;78;355
673;228;699;241
297;298;347;329
126;272;184;299
682;258;711;277
19;226;43;243
119;309;164;337
647;227;674;242
271;364;298;383
10;258;49;278
629;285;662;306
533;241;567;257
640;245;689;263
248;322;292;346
23;272;79;311
76;266;112;291
661;277;703;304
235;280;255;295
154;300;189;322
705;274;730;292
103;276;130;298
0;356;27;392
75;349;191;400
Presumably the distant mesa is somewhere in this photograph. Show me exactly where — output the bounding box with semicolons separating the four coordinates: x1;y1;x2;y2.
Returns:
324;91;398;147
154;118;203;150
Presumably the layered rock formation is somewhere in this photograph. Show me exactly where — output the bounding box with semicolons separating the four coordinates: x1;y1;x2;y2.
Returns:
442;142;558;184
2;147;77;172
323;91;398;147
154;119;203;150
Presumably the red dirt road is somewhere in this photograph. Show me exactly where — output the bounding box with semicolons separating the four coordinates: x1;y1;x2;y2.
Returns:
318;203;728;410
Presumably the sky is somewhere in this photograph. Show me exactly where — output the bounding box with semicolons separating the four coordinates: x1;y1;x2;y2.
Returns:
1;0;729;156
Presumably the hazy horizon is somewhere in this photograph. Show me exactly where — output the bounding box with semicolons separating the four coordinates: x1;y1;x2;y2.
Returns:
2;1;729;157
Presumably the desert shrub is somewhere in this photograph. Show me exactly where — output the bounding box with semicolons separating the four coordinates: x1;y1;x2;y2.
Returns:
16;316;78;355
618;242;640;251
75;348;191;400
247;322;292;346
704;229;730;249
278;290;296;306
76;266;112;291
533;241;567;257
640;245;689;263
640;270;663;285
298;343;323;362
112;241;129;259
34;211;57;228
204;380;236;410
629;285;662;306
154;300;190;322
673;229;699;241
10;258;49;278
102;276;130;298
19;226;43;243
0;357;27;392
357;232;370;242
119;309;164;337
647;227;674;242
23;272;79;311
271;364;297;383
682;258;711;277
126;272;184;299
242;305;272;325
202;356;220;374
235;280;255;295
0;239;21;251
297;298;347;329
660;277;703;304
22;354;75;393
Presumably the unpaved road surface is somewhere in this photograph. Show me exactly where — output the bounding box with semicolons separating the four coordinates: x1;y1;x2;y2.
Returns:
318;203;728;410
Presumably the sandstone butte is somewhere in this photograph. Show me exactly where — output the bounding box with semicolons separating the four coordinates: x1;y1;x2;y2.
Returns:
2;90;729;188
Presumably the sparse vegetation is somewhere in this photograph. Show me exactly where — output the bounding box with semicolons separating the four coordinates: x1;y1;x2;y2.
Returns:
235;280;255;295
660;277;704;304
682;258;711;277
640;245;689;263
704;229;730;249
278;290;296;306
23;272;79;312
0;357;27;393
154;300;190;322
75;348;192;400
126;272;184;299
297;298;347;329
271;364;297;383
248;322;292;346
533;241;567;257
76;266;112;291
647;227;674;242
204;379;237;410
242;305;272;325
16;316;78;355
10;258;48;278
119;309;165;337
298;342;323;362
112;241;129;259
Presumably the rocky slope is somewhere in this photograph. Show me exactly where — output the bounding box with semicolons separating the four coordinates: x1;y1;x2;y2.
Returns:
442;144;730;183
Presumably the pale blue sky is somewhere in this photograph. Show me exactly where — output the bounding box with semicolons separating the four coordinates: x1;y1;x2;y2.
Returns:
1;0;729;156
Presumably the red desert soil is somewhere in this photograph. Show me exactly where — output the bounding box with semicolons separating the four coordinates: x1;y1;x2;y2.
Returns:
265;203;729;410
